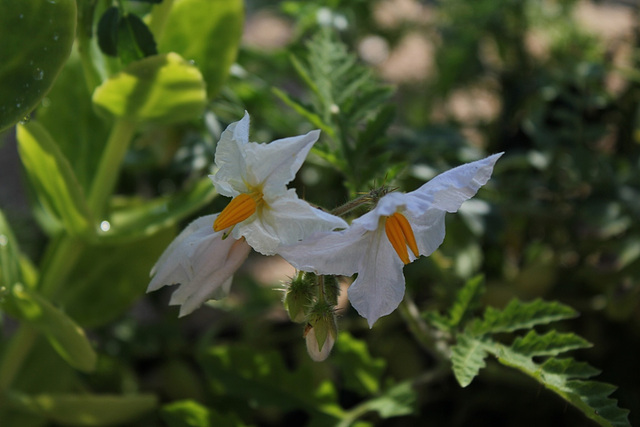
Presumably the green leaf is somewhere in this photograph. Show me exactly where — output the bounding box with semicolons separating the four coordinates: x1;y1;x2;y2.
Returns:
16;121;93;237
92;52;206;124
511;330;592;357
272;88;335;138
358;381;416;419
97;7;120;57
157;0;244;99
450;333;488;387
446;275;485;328
489;342;630;427
0;209;21;290
0;0;76;132
9;284;97;372
56;228;175;328
36;47;110;192
117;13;158;64
333;332;386;396
100;177;217;244
7;392;157;426
161;400;250;427
469;298;578;335
199;344;342;424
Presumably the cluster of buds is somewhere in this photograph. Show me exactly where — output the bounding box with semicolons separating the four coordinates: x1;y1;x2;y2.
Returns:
283;273;339;361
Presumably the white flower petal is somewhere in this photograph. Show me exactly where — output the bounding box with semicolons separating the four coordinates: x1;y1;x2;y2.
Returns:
408;153;502;213
210;112;251;197
148;214;251;317
243;130;320;196
277;223;370;277
347;226;406;327
236;189;348;255
405;208;447;258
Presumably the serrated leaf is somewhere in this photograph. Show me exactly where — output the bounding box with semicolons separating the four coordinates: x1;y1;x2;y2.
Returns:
157;0;243;99
451;333;488;387
333;332;386;396
511;330;592;357
446;275;485;328
92;52;206;124
469;298;578;335
487;341;630;427
7;392;157;426
541;358;601;379
161;400;250;427
10;284;96;372
0;0;76;132
16;121;94;237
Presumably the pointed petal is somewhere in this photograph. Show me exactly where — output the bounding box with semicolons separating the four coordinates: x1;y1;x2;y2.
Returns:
405;208;447;258
244;130;320;196
347;226;406;327
236;189;347;255
210;112;251;197
408;153;503;213
148;214;251;316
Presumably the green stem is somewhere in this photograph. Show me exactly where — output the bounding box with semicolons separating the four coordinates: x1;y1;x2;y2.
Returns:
398;294;449;364
0;326;37;392
88;119;137;216
38;235;85;298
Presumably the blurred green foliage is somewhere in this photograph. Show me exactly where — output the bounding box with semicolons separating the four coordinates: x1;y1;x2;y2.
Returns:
1;0;639;426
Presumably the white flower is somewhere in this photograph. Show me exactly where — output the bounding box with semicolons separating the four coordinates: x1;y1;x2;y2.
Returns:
210;112;347;255
278;153;503;327
148;214;251;317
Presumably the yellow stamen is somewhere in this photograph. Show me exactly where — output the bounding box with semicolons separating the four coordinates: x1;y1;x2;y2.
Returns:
214;193;259;232
384;212;419;264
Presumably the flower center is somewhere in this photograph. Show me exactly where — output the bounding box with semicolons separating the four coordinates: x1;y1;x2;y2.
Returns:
213;191;263;232
384;212;419;264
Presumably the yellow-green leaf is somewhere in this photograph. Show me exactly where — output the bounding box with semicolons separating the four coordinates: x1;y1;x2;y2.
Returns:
156;0;243;99
16;121;93;237
92;52;206;124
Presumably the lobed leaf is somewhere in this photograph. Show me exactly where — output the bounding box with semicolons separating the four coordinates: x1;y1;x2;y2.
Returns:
469;298;578;336
450;333;488;387
511;330;592;357
445;275;485;329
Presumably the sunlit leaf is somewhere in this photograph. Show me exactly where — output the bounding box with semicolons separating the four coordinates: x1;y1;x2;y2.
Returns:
0;0;76;132
92;52;206;124
16;121;94;237
157;0;243;99
450;333;488;388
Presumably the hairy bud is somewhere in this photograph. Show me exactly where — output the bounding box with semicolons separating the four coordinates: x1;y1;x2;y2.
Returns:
283;273;315;323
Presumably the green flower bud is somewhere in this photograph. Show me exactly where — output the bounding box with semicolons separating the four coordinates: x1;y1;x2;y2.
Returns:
306;300;337;357
283;273;315;323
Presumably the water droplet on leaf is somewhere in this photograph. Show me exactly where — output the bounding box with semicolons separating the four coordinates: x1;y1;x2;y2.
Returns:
33;68;44;80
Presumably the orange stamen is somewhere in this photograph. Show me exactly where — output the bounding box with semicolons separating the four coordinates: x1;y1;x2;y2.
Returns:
214;193;259;232
384;212;419;264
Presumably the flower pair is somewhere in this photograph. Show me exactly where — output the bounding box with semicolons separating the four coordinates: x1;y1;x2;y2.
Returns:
148;112;502;327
